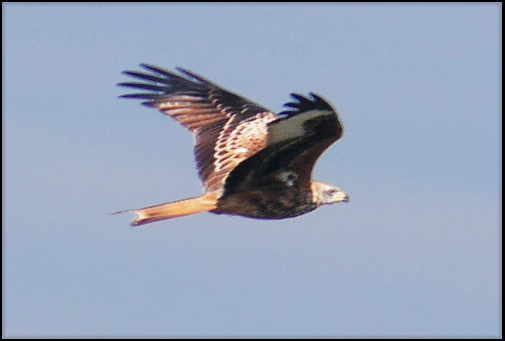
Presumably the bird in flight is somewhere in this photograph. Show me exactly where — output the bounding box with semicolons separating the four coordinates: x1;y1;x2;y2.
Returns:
117;64;348;226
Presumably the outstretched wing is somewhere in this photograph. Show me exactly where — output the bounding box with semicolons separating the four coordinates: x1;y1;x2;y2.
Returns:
223;93;343;194
118;64;277;192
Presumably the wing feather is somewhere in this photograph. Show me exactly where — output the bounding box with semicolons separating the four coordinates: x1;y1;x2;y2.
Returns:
224;93;343;194
118;64;277;191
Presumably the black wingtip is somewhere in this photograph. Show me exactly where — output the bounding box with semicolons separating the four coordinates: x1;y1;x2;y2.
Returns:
139;63;167;74
279;92;335;117
117;64;199;103
174;66;219;86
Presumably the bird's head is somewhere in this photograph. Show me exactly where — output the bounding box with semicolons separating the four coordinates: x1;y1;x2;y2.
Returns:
311;181;349;207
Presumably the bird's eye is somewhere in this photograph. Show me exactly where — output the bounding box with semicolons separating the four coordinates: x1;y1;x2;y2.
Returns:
322;189;336;199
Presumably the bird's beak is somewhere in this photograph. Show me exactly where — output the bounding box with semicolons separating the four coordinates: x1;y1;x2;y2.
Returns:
334;191;349;203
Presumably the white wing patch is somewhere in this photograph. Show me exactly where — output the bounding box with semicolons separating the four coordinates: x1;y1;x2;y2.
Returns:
212;112;276;184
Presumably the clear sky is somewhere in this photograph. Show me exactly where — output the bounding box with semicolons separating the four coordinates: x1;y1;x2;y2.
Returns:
3;3;501;338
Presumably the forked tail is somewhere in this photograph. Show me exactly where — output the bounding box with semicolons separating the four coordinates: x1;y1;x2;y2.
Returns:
131;193;218;226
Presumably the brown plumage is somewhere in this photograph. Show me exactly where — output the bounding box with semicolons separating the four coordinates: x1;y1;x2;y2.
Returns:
117;64;348;226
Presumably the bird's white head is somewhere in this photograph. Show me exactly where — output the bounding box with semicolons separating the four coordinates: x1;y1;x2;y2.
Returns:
311;181;349;207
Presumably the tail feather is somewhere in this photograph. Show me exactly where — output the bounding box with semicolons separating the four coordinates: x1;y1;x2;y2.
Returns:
132;193;218;226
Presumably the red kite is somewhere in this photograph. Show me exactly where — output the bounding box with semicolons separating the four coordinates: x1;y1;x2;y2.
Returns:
118;64;348;226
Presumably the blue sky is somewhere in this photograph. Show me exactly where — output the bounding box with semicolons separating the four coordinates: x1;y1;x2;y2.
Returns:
3;3;500;337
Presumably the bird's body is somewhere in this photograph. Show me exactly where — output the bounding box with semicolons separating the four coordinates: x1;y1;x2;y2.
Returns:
118;64;348;226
